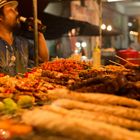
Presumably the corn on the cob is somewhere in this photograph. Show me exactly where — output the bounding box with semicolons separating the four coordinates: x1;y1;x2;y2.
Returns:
22;109;140;140
43;105;140;131
47;89;140;108
52;99;140;121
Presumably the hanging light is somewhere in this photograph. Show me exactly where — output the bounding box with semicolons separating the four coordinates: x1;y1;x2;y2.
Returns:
128;22;133;27
107;25;112;31
107;0;125;2
101;24;106;30
75;42;81;48
130;31;139;36
81;42;87;48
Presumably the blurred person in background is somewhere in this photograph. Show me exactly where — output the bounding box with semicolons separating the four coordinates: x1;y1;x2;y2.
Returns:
129;41;140;51
0;0;49;76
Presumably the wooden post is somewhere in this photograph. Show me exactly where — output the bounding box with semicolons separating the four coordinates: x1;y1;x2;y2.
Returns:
97;0;102;49
32;0;39;66
93;0;102;68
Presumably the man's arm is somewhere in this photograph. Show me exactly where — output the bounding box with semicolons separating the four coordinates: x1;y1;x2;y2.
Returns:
38;32;49;62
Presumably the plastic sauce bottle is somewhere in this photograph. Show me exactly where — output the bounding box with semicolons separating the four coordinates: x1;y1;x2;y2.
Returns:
93;43;101;68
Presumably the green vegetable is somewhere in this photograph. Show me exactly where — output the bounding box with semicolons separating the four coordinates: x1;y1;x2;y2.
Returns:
17;95;34;108
3;98;18;114
0;101;5;111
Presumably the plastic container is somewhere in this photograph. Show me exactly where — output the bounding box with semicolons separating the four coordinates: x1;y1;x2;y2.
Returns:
116;49;140;65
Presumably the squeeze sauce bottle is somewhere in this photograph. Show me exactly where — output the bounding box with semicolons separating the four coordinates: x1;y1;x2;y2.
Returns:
93;42;101;68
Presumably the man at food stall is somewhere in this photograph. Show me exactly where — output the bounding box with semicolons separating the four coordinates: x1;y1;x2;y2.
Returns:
0;0;49;76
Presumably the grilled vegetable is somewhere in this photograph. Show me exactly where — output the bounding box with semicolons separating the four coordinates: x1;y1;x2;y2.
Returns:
17;95;35;108
3;98;18;114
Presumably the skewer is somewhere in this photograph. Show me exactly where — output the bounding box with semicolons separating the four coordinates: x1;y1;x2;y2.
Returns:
27;68;33;71
115;55;131;64
109;60;124;67
17;73;24;76
27;68;32;70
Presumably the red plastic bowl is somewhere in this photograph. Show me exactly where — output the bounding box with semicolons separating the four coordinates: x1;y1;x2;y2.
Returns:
117;49;140;64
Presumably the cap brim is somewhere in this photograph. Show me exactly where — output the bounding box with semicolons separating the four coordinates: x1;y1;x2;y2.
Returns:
0;1;18;8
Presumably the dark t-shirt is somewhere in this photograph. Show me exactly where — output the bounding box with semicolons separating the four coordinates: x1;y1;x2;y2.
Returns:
0;36;34;76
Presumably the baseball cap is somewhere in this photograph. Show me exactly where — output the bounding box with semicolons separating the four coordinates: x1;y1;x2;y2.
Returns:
0;0;18;8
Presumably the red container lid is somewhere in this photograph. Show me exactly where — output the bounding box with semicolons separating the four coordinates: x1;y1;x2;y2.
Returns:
117;49;140;64
139;51;140;57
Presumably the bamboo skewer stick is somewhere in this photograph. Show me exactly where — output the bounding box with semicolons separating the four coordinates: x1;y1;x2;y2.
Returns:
27;68;33;71
115;55;131;64
17;73;25;77
108;60;124;67
33;0;39;66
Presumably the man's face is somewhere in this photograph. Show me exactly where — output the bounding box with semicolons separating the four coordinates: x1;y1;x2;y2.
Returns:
1;3;20;31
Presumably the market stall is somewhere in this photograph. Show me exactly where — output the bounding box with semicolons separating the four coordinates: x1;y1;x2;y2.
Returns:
0;0;140;140
0;58;140;139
